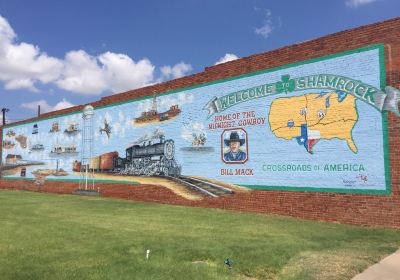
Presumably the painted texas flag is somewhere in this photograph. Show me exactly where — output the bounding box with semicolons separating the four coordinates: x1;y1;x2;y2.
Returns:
296;124;321;154
307;129;321;154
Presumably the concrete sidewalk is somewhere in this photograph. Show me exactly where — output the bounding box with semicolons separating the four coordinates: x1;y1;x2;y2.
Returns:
352;249;400;280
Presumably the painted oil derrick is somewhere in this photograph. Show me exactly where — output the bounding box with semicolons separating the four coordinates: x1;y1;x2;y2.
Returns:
134;95;181;124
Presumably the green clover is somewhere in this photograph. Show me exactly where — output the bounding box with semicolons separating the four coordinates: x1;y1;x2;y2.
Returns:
276;75;295;94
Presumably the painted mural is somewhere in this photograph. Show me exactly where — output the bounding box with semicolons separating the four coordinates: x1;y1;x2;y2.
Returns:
1;44;398;197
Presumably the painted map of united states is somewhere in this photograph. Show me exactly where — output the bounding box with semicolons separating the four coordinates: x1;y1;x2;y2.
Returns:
269;91;358;154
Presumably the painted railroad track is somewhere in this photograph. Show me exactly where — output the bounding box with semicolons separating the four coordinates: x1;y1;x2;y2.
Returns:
165;175;234;198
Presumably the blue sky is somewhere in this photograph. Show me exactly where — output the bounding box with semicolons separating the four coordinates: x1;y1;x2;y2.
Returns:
0;0;399;123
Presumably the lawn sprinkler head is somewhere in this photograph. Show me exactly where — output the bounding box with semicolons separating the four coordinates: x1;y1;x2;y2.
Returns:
224;258;233;269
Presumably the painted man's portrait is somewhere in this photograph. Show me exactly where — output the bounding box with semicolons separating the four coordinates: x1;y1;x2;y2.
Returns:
222;129;247;163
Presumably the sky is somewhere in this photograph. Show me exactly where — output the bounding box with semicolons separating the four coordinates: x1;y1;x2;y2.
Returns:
0;0;399;123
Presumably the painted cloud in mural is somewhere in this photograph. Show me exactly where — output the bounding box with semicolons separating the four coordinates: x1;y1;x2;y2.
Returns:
181;122;207;143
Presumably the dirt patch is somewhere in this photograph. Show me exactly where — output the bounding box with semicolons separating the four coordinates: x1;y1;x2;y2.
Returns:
278;249;371;280
237;274;259;280
192;260;209;265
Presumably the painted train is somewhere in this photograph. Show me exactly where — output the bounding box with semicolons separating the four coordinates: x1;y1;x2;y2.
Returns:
73;151;118;172
73;136;181;177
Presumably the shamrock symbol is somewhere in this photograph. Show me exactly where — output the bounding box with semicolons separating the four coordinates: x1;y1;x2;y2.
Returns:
276;75;295;94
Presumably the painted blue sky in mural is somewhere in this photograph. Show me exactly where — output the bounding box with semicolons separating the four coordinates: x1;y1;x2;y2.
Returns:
0;0;399;122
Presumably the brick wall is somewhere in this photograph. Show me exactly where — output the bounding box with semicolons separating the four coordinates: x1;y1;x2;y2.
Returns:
1;17;400;228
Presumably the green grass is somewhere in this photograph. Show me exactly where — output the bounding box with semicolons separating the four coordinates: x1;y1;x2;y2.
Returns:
0;190;399;280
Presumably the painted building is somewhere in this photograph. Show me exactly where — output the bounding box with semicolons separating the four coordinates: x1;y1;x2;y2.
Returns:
1;17;400;228
5;154;22;165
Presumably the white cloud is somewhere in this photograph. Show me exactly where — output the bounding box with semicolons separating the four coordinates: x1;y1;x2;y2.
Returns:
255;24;273;38
0;15;15;43
0;15;192;96
254;8;274;39
0;15;63;91
21;98;75;113
21;100;51;112
160;62;192;80
55;50;108;95
99;52;155;93
52;98;75;111
345;0;377;7
4;78;38;92
215;53;239;65
56;50;156;95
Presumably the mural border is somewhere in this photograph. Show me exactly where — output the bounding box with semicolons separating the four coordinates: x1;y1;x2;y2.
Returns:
1;43;391;195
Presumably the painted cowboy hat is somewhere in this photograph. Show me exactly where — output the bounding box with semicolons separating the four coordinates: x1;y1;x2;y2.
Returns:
224;131;245;146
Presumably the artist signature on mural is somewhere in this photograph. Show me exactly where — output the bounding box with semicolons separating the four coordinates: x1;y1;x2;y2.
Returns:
342;174;369;187
356;174;368;183
342;178;357;187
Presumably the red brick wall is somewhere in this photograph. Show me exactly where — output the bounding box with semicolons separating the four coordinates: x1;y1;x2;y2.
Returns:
1;17;400;228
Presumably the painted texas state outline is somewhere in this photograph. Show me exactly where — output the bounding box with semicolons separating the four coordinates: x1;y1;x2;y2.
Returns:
268;92;358;153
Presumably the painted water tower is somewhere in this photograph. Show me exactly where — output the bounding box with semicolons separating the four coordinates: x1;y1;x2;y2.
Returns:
78;105;95;191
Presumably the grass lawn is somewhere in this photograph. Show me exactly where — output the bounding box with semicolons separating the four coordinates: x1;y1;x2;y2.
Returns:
0;190;399;280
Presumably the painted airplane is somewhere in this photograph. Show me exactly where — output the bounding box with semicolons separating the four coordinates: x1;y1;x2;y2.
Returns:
99;119;111;138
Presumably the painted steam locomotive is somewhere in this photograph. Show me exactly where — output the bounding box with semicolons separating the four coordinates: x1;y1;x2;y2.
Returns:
74;136;181;177
120;136;181;177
